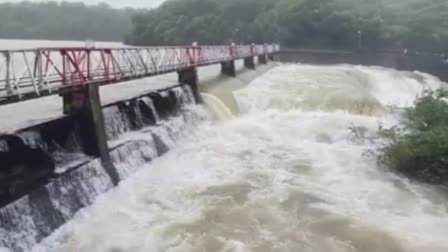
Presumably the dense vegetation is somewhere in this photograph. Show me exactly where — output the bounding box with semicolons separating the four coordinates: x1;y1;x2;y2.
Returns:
378;90;448;185
0;1;135;41
128;0;448;52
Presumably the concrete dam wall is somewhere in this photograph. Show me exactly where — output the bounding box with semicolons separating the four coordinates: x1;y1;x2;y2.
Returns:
0;60;275;252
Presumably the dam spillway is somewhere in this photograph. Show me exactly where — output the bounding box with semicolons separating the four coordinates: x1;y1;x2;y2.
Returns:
25;63;448;252
0;61;275;252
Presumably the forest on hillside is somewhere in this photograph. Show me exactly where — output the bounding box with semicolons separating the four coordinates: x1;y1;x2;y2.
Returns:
127;0;448;52
1;0;446;52
0;1;135;41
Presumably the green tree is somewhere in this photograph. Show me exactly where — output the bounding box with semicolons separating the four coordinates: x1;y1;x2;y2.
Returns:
0;1;136;42
127;0;448;52
378;90;448;184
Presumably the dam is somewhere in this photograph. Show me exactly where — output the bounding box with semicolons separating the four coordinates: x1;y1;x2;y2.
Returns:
29;64;448;252
1;40;448;252
0;48;276;251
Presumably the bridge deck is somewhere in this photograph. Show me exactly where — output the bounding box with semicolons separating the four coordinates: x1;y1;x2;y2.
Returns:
0;44;279;105
0;60;274;133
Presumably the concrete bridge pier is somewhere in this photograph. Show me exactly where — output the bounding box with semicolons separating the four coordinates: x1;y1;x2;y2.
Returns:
258;55;268;64
221;61;236;77
268;54;278;61
178;67;201;103
62;85;120;185
244;57;255;69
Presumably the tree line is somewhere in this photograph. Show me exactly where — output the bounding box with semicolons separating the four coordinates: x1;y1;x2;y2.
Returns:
0;1;135;42
127;0;448;52
0;0;446;53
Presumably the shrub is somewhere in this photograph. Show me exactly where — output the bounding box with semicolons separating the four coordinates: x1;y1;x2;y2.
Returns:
377;90;448;184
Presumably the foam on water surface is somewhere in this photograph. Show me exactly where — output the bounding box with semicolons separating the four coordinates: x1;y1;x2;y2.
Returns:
26;64;448;252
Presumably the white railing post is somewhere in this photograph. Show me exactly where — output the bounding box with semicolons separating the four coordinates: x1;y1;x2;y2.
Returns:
4;51;12;96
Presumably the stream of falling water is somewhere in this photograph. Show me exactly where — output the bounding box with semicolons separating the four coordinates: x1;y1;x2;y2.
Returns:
33;64;448;252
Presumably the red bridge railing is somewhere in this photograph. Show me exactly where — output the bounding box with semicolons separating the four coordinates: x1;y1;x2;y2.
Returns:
0;44;280;104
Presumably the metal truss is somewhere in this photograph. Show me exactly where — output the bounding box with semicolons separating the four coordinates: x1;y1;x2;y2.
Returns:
0;44;279;104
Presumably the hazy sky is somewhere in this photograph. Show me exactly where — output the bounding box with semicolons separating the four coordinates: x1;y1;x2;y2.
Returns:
0;0;166;8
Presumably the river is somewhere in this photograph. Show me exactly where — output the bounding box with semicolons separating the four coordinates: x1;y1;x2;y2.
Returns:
27;63;448;252
2;39;448;252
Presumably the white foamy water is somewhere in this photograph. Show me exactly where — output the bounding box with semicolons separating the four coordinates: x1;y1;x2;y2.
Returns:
31;64;448;252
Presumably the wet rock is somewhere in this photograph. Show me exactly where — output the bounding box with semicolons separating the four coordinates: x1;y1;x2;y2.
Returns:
0;134;55;206
150;91;178;119
138;98;157;126
152;134;169;156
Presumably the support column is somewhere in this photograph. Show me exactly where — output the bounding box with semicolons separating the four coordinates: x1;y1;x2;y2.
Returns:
62;84;119;186
274;54;280;61
178;67;201;103
268;54;280;62
244;57;255;70
221;61;236;77
258;54;268;64
4;52;12;96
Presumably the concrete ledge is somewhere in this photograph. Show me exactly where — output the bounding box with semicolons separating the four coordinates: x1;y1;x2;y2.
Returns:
200;61;277;114
0;84;192;208
0;84;201;252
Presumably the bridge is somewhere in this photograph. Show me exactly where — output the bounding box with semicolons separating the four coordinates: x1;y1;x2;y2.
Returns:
0;44;279;106
0;43;280;186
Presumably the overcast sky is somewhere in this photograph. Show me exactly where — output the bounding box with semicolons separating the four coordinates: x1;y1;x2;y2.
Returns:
0;0;166;8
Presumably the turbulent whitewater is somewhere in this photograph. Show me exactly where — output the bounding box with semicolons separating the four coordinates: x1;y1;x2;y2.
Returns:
32;64;448;252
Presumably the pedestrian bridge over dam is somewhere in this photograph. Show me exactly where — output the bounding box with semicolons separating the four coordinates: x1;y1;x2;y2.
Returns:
0;44;279;105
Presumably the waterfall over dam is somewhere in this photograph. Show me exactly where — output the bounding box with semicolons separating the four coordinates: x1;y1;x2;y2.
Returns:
0;84;208;251
0;59;275;252
2;62;448;252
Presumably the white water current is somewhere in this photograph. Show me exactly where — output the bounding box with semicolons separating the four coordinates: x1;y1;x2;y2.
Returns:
32;64;448;252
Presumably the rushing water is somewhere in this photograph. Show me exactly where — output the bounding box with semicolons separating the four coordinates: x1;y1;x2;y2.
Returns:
27;63;448;252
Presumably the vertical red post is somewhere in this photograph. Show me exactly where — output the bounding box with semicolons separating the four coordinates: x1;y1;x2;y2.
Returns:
87;50;91;81
196;47;203;64
229;43;235;59
100;50;110;81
